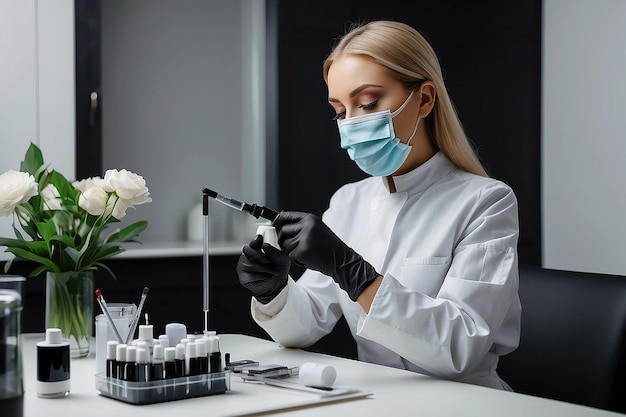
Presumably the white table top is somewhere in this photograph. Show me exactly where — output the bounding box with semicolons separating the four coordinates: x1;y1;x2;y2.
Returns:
21;333;622;417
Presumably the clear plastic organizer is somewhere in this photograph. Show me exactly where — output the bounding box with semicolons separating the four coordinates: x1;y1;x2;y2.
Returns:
95;371;231;405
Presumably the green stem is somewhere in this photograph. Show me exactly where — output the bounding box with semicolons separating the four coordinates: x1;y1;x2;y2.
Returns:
47;272;93;345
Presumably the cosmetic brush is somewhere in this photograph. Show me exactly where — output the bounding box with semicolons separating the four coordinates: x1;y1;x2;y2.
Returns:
95;289;124;343
126;287;149;344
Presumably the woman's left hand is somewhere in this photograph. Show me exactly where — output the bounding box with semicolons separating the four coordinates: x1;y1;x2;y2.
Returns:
273;211;379;301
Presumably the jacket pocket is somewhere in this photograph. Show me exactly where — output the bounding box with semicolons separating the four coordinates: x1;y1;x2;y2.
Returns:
400;256;452;297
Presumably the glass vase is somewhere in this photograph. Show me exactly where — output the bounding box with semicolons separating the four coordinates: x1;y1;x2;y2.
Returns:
45;271;94;358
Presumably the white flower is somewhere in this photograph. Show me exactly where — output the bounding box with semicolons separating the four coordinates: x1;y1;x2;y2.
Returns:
41;184;63;211
103;169;152;206
106;195;133;219
73;176;106;193
75;177;108;216
0;170;38;216
78;186;108;216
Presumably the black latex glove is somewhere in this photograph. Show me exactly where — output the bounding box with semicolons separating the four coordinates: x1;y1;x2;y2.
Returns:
273;211;379;302
236;234;290;304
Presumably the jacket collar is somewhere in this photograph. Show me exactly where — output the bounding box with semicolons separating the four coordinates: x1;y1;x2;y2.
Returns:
382;152;455;194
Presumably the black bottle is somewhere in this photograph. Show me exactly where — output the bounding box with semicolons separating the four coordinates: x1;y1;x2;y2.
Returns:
36;328;70;398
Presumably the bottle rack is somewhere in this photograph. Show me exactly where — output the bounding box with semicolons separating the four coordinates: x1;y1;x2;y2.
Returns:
95;371;231;405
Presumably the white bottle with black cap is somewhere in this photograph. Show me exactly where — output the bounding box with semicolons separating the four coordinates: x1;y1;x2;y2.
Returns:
136;347;150;382
115;344;128;380
208;334;221;373
36;328;70;398
125;346;137;382
106;340;119;378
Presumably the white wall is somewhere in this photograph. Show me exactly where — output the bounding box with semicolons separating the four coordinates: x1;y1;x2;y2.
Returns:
38;0;75;177
0;0;75;244
101;0;265;244
241;0;266;205
542;0;626;276
1;0;265;252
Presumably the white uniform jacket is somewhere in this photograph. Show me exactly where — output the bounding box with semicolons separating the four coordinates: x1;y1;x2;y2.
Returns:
252;152;521;389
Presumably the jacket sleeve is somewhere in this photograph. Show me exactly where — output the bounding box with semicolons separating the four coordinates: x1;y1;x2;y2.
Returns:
250;184;357;348
251;271;344;348
356;182;520;379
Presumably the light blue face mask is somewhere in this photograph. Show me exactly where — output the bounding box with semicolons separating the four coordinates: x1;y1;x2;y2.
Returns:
337;90;420;177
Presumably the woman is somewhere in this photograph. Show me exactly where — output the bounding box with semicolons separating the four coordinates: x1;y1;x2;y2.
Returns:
236;20;521;390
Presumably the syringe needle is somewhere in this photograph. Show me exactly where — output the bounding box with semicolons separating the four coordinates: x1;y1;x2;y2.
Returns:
202;191;210;334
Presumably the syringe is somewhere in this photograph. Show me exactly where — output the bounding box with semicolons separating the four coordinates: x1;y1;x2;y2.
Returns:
202;188;280;223
202;192;210;336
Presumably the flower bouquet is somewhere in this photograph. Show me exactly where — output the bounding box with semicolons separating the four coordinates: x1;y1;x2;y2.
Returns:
0;143;151;356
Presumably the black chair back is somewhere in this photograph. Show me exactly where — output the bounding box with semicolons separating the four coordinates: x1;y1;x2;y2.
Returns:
498;264;626;413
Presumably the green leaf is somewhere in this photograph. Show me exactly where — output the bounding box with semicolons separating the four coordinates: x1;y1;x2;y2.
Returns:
12;226;26;241
0;237;30;249
70;226;99;270
95;262;117;280
63;246;82;267
51;210;74;233
1;233;50;258
35;220;57;242
50;234;76;247
93;243;125;259
14;204;41;239
4;247;61;273
105;221;148;243
77;242;124;268
20;142;44;176
30;264;49;276
21;240;50;256
49;170;79;201
3;257;14;273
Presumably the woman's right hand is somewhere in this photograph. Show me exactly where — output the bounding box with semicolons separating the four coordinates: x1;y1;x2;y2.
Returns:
236;234;290;304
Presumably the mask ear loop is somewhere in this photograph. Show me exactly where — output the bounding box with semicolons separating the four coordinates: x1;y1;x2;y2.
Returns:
404;88;423;145
391;88;423;145
405;116;421;146
390;90;415;118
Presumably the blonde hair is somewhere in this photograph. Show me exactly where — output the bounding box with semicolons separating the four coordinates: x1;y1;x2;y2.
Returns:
323;21;488;177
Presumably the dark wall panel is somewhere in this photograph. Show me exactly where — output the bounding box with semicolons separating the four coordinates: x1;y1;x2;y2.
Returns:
274;0;542;265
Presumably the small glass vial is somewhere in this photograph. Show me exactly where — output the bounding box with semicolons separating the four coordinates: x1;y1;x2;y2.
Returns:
36;328;70;398
256;223;280;249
